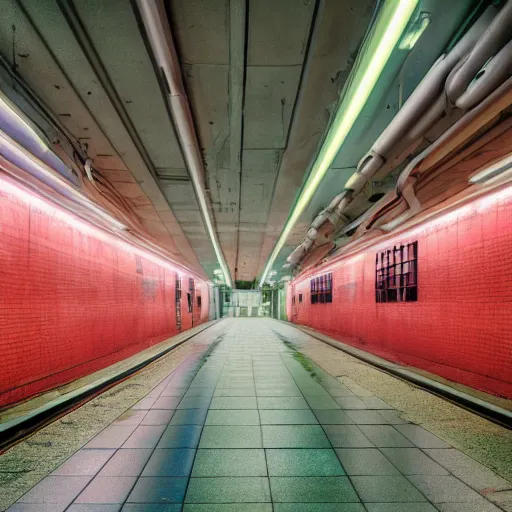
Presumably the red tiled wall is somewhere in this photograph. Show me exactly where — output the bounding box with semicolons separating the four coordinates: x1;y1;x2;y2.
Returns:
0;183;209;408
289;187;512;398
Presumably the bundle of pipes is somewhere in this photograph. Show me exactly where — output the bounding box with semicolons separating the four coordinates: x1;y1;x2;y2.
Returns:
287;1;512;268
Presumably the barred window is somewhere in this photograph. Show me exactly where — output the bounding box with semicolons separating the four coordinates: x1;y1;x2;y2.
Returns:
310;272;333;304
376;241;418;303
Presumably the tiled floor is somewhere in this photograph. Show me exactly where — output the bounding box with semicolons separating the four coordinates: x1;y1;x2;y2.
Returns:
8;319;506;511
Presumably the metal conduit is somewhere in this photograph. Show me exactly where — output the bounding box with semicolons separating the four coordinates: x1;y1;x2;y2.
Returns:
135;0;233;289
288;0;512;269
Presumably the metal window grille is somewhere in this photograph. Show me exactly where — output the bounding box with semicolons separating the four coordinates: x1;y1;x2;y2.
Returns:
310;272;333;304
376;241;418;303
188;278;194;314
175;276;182;331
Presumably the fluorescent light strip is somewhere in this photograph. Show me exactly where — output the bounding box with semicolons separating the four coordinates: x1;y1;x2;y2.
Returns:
0;175;206;280
136;0;233;289
0;130;127;231
297;184;512;281
469;153;512;183
0;131;210;282
259;0;419;287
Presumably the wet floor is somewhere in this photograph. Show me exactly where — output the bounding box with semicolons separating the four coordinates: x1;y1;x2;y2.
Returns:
8;319;507;511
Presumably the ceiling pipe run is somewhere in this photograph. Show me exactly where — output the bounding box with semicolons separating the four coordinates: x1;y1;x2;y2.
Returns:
287;1;512;270
135;0;233;289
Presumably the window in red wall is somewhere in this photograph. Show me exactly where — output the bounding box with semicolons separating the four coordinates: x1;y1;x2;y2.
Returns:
176;276;182;331
310;272;333;304
376;241;418;303
188;278;194;313
299;293;303;303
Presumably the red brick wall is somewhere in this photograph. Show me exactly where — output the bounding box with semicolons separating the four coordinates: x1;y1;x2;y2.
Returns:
0;179;209;408
289;187;512;399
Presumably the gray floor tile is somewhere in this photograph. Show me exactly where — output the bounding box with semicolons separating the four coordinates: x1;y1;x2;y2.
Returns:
365;504;437;512
381;448;449;475
351;475;427;502
214;388;256;396
270;476;359;502
361;397;394;409
142;449;196;477
325;387;356;397
123;425;166;448
255;381;296;388
151;396;181;410
260;409;318;425
266;449;344;476
274;505;365;512
434;499;504;511
75;477;136;504
359;426;414;447
178;397;212;409
313;410;354;424
256;389;303;397
141;410;175;425
132;397;158;410
209;397;258;409
377;410;410;424
185;477;271;503
305;396;341;410
395;425;451;448
335;448;399;475
183;505;272;512
112;411;147;426
126;477;188;503
17;476;92;505
121;505;181;511
169;408;208;425
98;449;152;477
7;505;68;512
205;409;260;425
407;474;487;503
68;505;122;511
52;450;115;476
345;410;389;424
85;426;137;449
334;397;368;409
192;449;266;476
323;425;374;447
262;425;330;448
182;388;215;399
199;425;262;448
160;386;188;397
257;397;309;409
423;448;511;491
157;425;202;448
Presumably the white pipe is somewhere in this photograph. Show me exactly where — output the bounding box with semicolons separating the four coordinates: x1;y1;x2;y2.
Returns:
445;0;512;103
136;0;233;288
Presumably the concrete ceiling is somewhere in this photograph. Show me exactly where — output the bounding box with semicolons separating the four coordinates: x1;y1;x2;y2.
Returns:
0;0;475;286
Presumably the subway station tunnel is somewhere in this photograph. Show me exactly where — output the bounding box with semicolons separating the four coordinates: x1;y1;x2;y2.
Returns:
0;0;512;510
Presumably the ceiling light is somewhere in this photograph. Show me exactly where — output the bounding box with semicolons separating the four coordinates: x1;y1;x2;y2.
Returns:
136;0;233;289
0;175;199;278
469;153;512;184
399;11;431;50
258;0;418;287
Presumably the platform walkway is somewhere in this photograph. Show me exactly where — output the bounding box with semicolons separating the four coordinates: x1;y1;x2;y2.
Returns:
7;319;509;511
